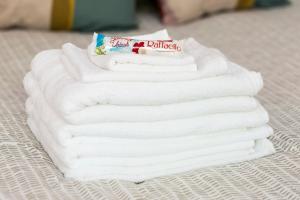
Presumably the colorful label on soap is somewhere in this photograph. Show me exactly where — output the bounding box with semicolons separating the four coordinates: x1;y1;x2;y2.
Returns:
95;33;183;55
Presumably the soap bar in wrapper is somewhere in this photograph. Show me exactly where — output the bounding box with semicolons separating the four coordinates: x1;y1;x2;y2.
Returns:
95;33;183;56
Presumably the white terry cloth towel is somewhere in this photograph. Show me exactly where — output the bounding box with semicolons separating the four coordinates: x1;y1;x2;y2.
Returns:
127;29;171;40
26;75;259;124
25;56;263;115
26;116;276;182
63;139;275;182
27;111;273;159
87;31;199;72
63;38;228;82
25;95;269;146
28;115;274;166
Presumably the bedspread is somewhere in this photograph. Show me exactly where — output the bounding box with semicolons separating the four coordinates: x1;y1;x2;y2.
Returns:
0;0;299;199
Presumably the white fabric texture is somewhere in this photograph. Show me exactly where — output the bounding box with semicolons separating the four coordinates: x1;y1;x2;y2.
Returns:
23;33;275;182
126;29;171;40
25;93;269;144
25;52;263;115
26;73;259;124
26;94;271;150
63;140;274;182
25;116;276;182
27;109;273;158
87;30;199;72
27;116;274;182
66;39;228;81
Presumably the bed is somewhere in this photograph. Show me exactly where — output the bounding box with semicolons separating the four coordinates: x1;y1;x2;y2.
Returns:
0;1;299;199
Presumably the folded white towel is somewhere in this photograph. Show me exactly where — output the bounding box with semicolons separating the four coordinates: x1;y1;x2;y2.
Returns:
127;29;171;40
64;39;227;82
88;45;198;72
87;30;199;72
23;29;275;182
26;116;276;182
27;113;272;159
26;94;269;146
27;75;259;124
27;117;261;167
63;139;274;182
25;55;263;116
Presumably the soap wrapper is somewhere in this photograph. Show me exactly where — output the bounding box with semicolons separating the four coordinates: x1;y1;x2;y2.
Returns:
93;33;183;56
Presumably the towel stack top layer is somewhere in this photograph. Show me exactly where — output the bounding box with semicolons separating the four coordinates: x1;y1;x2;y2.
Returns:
23;29;275;182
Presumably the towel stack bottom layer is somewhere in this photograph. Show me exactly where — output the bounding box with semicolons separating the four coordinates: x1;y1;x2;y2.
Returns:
23;34;275;182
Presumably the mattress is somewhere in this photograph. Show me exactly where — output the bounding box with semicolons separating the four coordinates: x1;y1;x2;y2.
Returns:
0;0;299;199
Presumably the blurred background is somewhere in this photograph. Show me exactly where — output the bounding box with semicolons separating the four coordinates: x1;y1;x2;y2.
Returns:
0;0;296;74
0;0;291;32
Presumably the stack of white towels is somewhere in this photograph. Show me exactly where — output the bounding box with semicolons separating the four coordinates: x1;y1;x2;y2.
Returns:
23;30;275;182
